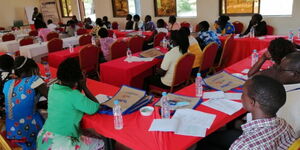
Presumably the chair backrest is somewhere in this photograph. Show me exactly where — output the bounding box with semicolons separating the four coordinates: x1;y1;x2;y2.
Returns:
79;44;99;74
112;22;119;30
55;27;64;33
79;34;92;46
232;21;244;34
217;34;234;67
19;37;34;46
77;28;87;35
46;31;59;41
153;32;167;47
199;42;219;71
288;138;300;150
195;24;200;32
108;30;114;38
171;53;195;90
267;25;274;35
128;36;144;53
78;22;84;28
29;30;38;36
2;34;15;42
0;27;5;31
47;38;63;53
110;40;128;60
180;22;190;28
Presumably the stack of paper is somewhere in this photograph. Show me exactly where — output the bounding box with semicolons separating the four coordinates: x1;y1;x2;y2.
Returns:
202;99;243;115
149;109;216;137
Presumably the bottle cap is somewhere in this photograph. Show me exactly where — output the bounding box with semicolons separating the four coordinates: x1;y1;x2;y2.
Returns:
197;73;201;77
162;92;167;96
253;49;257;52
114;100;119;105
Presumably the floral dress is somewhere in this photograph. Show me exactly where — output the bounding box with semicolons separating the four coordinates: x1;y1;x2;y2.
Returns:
3;75;45;150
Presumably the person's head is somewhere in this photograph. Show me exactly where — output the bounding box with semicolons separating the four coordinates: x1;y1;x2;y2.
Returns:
157;19;166;28
103;16;108;22
217;15;230;28
278;52;300;83
34;7;38;13
242;75;286;117
47;19;53;25
251;14;263;25
126;14;132;21
0;54;14;72
98;28;109;38
72;15;77;21
180;27;190;36
68;20;76;28
14;56;39;78
145;15;151;22
268;38;296;64
171;28;189;54
169;15;176;24
198;21;210;32
133;14;140;22
96;18;103;26
57;58;83;88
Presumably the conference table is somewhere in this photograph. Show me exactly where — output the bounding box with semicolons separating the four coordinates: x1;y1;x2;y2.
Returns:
82;48;273;150
0;40;20;53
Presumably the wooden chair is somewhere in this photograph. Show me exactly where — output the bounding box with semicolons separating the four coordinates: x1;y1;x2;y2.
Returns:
112;22;119;30
46;31;59;41
0;120;21;150
128;36;144;53
198;42;219;73
267;25;274;35
19;37;34;46
41;38;63;62
232;21;244;34
149;53;195;94
153;32;167;47
288;138;300;150
110;40;128;60
79;34;92;46
2;34;15;42
213;34;234;72
79;44;100;80
29;30;38;37
77;28;87;35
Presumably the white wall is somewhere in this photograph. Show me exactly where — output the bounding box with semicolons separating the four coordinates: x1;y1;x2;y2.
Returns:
94;0;300;35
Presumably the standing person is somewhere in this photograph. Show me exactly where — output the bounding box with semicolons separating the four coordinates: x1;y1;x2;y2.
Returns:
103;16;111;29
3;56;48;150
133;14;143;31
168;15;180;31
32;7;46;30
241;14;267;37
230;75;296;149
37;58;104;150
143;15;156;31
125;14;134;30
214;15;235;35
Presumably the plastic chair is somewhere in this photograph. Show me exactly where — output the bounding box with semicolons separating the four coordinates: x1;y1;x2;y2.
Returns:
79;34;92;46
77;28;87;35
267;25;274;35
199;43;219;72
46;31;59;41
19;37;34;46
110;40;128;60
180;22;190;28
128;36;144;53
232;21;244;34
112;22;119;30
0;27;5;31
214;34;234;70
29;30;38;37
2;34;15;42
153;32;167;47
79;44;100;79
149;53;195;94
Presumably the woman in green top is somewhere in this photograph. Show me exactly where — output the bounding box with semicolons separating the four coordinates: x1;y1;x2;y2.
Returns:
37;58;104;150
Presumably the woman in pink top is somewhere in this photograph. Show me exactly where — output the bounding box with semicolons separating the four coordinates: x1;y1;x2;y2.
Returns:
98;28;115;62
168;15;180;31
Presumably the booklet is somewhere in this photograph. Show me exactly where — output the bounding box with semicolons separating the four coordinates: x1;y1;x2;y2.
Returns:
139;48;164;58
155;93;202;110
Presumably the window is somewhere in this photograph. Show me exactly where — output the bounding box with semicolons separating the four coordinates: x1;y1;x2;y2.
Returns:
260;0;293;16
83;0;96;21
128;0;140;15
60;0;73;17
177;0;197;17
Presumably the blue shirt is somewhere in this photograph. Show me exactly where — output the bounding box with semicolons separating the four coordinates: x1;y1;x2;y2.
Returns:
216;22;235;34
144;21;156;31
198;30;222;48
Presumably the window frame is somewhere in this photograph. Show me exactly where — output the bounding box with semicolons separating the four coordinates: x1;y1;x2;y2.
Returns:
59;0;73;18
219;0;261;16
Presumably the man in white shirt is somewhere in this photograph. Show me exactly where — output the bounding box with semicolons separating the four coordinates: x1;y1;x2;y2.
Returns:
47;19;57;31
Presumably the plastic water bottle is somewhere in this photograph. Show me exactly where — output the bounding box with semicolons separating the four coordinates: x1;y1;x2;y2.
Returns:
113;100;123;130
37;37;42;45
113;33;117;39
288;30;294;42
298;28;300;39
250;26;255;38
126;48;132;58
251;49;259;67
68;44;74;53
42;61;51;82
74;31;78;37
161;92;170;119
92;36;96;45
195;73;203;97
161;37;168;49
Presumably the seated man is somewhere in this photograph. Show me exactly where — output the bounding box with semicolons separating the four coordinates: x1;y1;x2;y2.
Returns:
230;75;296;149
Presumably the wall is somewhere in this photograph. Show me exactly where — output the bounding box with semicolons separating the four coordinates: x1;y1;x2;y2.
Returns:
94;0;300;35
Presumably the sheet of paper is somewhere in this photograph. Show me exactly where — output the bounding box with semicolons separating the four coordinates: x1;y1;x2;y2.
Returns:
203;91;225;99
124;56;154;62
241;69;249;74
202;99;243;115
284;83;300;92
224;93;242;100
149;119;179;132
174;120;207;137
96;94;111;104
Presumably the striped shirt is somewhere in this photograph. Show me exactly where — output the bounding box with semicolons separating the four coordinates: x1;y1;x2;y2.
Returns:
230;117;296;150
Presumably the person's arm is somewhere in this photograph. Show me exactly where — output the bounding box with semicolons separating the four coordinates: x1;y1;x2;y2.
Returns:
248;51;271;77
78;78;98;103
255;21;267;36
241;21;252;36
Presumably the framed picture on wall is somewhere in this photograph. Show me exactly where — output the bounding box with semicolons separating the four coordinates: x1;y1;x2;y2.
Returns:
154;0;177;17
112;0;129;17
220;0;260;16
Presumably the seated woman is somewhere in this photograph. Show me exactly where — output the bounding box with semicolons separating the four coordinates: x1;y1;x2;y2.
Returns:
144;29;189;91
143;19;168;50
98;28;115;62
3;56;48;149
168;15;180;31
37;58;104;149
241;14;267;37
214;15;235;35
248;38;296;77
197;21;222;49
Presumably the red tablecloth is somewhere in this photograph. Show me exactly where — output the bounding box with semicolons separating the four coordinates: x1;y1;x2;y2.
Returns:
219;35;284;67
48;46;84;68
100;47;168;88
113;30;153;40
0;52;5;55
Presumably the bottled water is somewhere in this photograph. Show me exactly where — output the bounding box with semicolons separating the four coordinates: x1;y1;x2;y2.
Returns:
288;30;294;42
195;73;203;97
251;50;259;67
92;36;96;45
162;37;168;49
161;92;170;119
68;44;74;53
126;48;132;58
42;61;51;82
250;26;255;38
113;100;123;130
113;33;117;39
